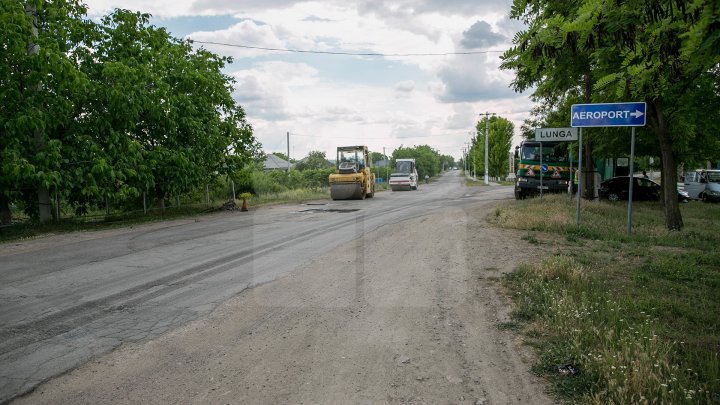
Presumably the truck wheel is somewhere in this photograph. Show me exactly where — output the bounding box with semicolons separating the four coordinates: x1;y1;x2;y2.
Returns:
367;184;374;198
608;192;620;202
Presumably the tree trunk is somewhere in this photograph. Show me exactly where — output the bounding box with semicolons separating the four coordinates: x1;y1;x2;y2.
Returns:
649;100;683;230
26;4;52;223
0;194;11;225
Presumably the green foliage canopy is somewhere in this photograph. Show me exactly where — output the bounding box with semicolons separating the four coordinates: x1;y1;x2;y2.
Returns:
294;150;332;171
469;116;514;179
391;145;442;178
501;0;720;230
0;2;260;221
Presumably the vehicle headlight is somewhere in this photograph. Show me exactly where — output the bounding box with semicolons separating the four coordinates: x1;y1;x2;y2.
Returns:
518;177;527;182
708;190;720;196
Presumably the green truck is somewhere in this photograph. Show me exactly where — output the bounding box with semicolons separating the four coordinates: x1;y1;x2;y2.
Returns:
514;140;577;199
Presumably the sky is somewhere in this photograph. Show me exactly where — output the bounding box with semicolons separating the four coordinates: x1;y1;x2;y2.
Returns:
82;0;533;162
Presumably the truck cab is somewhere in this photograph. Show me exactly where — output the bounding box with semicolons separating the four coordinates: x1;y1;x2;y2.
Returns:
514;141;575;199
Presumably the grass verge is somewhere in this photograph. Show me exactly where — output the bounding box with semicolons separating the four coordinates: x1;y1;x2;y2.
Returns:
490;194;720;403
0;188;333;243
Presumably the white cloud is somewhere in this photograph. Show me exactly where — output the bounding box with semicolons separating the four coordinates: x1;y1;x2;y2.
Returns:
394;80;416;98
433;53;517;103
232;61;319;120
82;0;535;160
460;21;504;49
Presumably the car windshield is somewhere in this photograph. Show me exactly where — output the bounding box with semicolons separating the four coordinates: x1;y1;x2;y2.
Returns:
521;143;566;161
395;161;413;173
705;172;720;182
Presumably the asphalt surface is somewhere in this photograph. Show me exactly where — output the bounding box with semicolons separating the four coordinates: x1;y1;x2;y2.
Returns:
0;171;512;403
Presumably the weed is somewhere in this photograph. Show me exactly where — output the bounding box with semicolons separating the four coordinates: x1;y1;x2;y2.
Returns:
497;321;522;331
496;195;720;403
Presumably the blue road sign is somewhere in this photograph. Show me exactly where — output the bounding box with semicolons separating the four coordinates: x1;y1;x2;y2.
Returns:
541;164;548;173
571;102;646;127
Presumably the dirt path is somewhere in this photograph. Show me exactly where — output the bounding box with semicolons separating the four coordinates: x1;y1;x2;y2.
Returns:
13;201;553;404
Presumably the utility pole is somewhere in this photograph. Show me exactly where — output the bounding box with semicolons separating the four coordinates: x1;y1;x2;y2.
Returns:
286;131;290;172
481;112;496;185
26;4;52;223
383;147;389;184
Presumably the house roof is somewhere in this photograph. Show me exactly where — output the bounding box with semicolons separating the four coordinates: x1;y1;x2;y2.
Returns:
263;154;294;170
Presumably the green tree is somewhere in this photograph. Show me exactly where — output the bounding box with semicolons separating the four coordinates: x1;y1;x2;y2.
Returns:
392;145;441;178
271;152;292;163
1;0;91;223
369;151;385;164
81;9;258;210
501;1;597;198
590;0;720;229
1;4;259;221
486;117;514;179
439;154;455;171
502;0;720;230
468;116;514;180
295;150;332;171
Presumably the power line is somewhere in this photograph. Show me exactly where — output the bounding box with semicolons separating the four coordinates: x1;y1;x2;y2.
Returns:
190;40;505;57
288;133;469;140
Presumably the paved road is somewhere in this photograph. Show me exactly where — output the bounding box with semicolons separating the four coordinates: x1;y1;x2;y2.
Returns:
0;171;512;403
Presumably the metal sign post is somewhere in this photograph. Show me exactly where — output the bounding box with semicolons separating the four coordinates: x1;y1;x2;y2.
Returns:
627;127;636;233
539;143;543;200
569;149;573;199
533;128;577;207
571;102;646;233
576;129;583;225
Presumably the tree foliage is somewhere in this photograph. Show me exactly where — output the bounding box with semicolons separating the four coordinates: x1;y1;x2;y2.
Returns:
369;151;386;164
0;2;259;222
502;0;720;230
391;145;442;178
294;150;332;171
468;116;514;179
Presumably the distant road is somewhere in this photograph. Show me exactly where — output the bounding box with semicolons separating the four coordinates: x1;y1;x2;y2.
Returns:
0;171;515;403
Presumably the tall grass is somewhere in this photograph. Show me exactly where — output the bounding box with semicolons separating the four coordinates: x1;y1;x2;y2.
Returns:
250;188;329;205
493;195;720;403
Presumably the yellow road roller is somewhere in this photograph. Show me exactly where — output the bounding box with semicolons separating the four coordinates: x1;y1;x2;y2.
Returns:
329;145;375;200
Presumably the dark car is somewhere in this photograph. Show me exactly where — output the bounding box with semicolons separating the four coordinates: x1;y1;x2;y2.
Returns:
599;176;689;202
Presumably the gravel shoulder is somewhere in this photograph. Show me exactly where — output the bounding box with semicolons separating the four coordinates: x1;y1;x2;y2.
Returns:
13;200;553;404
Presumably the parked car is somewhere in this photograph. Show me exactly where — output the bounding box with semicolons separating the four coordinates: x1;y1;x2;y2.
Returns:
681;169;720;202
599;176;689;202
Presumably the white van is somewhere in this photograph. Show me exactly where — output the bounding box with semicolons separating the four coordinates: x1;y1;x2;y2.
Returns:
682;169;720;202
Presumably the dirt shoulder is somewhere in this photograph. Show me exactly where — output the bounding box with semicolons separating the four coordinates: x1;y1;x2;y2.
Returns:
14;201;554;404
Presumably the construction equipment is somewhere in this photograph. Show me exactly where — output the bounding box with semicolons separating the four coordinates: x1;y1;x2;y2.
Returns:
329;146;375;200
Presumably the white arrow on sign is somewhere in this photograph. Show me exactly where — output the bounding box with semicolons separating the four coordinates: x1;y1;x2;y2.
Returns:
630;110;644;118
